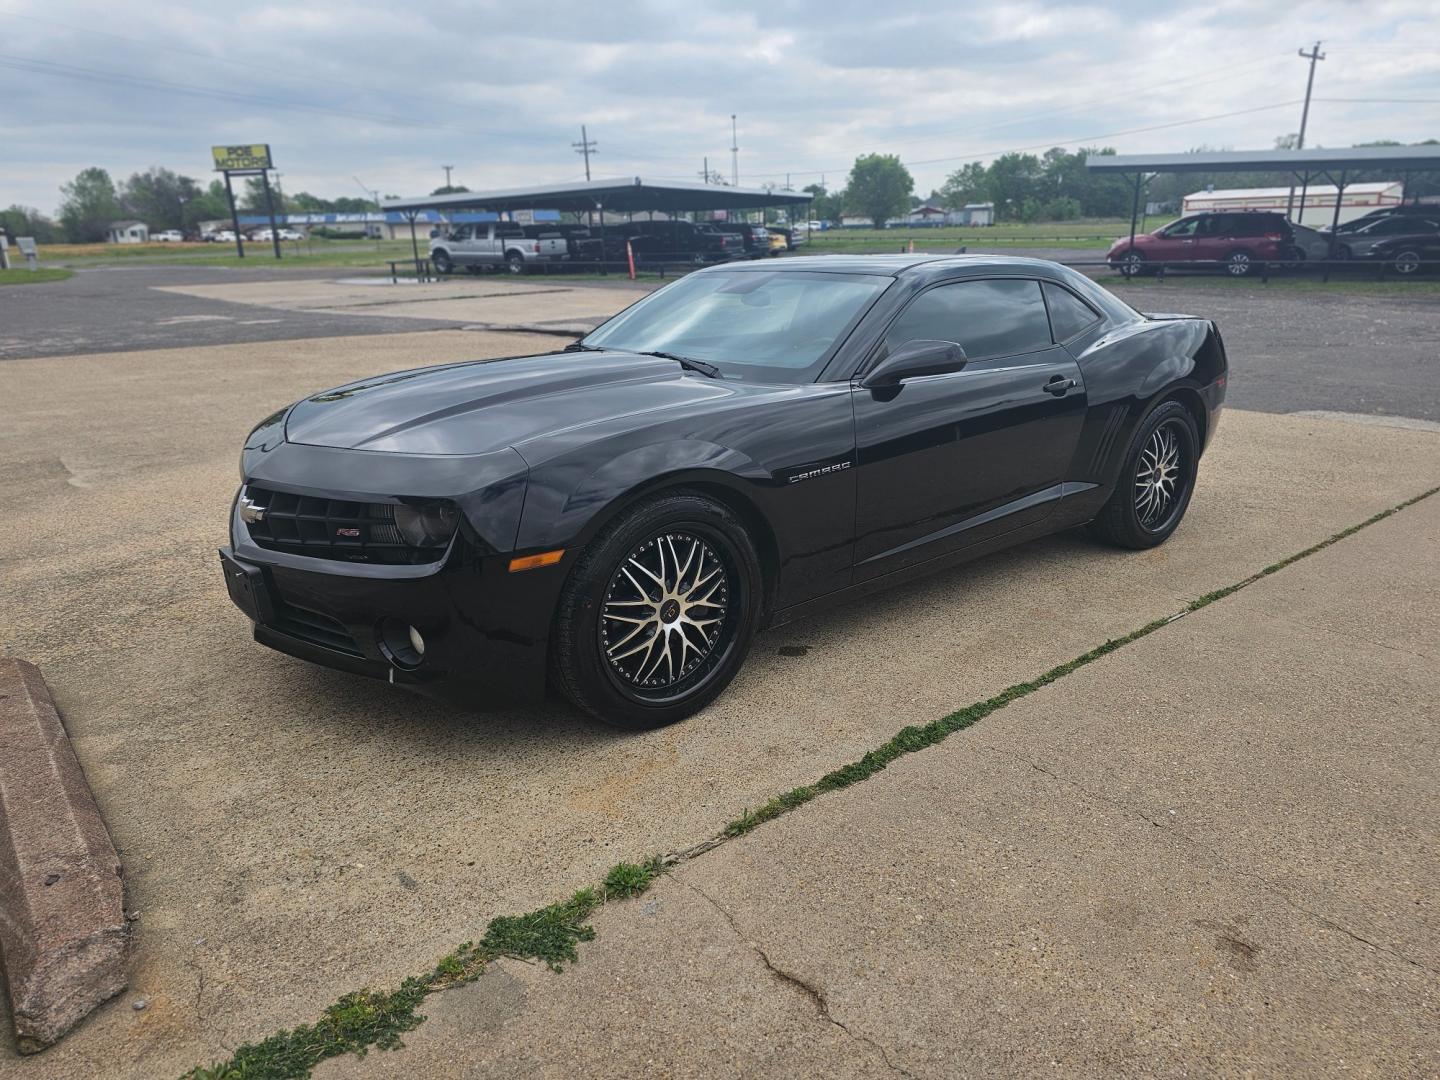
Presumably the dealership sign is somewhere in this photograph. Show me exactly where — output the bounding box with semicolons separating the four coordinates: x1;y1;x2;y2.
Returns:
212;144;273;171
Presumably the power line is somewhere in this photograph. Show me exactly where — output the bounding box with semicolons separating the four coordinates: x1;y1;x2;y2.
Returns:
0;51;444;129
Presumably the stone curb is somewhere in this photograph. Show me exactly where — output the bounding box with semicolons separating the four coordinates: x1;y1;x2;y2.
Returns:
0;659;127;1053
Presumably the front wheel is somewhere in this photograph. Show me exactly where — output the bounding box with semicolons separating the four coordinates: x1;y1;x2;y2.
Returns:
1116;250;1146;278
432;250;453;275
1392;249;1422;275
1088;400;1199;549
1224;251;1254;277
550;493;762;728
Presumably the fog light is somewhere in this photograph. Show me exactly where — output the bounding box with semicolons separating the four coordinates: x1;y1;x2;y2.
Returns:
378;618;424;668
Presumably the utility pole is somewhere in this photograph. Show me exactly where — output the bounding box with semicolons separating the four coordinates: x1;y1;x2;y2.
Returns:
730;114;739;187
1286;41;1325;221
700;156;709;184
442;164;453;189
573;125;597;181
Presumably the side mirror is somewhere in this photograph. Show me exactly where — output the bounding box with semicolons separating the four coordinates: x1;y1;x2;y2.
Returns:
861;339;967;388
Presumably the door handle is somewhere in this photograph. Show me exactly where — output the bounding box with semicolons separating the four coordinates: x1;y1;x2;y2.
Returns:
1044;376;1077;396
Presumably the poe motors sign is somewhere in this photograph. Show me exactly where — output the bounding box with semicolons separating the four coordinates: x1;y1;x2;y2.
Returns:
212;144;273;172
210;143;282;259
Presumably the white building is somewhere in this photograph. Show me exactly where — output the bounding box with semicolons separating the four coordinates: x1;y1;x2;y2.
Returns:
1182;181;1403;228
106;220;150;243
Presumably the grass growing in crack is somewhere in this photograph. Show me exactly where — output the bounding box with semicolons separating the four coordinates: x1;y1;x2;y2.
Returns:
182;485;1439;1078
723;484;1439;838
724;616;1173;837
604;855;664;899
181;867;660;1080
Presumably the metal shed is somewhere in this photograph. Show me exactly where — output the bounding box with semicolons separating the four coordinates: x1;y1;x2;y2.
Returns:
384;177;812;270
1087;145;1440;263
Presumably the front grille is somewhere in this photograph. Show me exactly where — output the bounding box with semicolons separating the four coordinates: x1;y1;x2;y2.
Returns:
243;486;449;565
272;601;363;656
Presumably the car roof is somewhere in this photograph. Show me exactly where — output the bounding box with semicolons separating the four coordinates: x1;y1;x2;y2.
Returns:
698;253;1074;280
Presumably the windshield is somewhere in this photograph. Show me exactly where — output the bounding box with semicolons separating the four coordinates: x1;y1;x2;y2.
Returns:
581;270;892;383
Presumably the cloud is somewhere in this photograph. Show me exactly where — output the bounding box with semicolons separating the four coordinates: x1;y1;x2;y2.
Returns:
0;0;1436;214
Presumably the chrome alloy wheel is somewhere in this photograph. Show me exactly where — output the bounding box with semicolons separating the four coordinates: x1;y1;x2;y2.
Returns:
1135;421;1185;530
601;532;731;693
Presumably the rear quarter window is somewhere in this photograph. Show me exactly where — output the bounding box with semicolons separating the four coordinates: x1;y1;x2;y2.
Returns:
1042;282;1102;342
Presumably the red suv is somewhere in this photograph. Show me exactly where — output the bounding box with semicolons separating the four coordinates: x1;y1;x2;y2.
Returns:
1108;211;1293;278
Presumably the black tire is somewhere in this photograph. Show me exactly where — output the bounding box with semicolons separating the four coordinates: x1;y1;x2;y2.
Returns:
1088;400;1199;550
1334;244;1352;262
551;492;762;729
432;249;453;275
1224;250;1254;277
1116;250;1146;278
1392;249;1422;275
506;251;526;274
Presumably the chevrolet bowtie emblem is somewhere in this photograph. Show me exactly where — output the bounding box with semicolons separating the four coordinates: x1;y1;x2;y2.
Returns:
238;495;267;524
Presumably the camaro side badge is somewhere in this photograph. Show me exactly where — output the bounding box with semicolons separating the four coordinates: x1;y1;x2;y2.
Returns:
785;460;852;484
238;495;267;523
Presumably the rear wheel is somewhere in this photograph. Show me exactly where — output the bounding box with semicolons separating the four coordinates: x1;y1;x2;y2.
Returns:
1392;249;1422;275
506;252;526;274
1088;400;1199;550
551;493;762;728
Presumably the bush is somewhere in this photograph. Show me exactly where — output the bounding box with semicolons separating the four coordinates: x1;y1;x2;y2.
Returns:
1041;197;1083;221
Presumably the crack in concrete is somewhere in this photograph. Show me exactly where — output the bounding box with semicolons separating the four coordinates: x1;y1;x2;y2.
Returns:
984;747;1440;980
678;877;914;1079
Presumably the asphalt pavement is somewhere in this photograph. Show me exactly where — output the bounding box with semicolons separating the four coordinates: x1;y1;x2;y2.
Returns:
0;266;459;360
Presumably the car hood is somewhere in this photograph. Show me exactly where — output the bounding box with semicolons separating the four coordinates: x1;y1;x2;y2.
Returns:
284;349;762;456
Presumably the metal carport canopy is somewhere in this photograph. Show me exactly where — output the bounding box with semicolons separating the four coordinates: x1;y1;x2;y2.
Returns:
383;176;811;215
1085;145;1440;174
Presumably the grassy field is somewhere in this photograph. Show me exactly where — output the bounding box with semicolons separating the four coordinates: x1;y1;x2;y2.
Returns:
41;237;425;269
803;219;1132;254
0;267;73;285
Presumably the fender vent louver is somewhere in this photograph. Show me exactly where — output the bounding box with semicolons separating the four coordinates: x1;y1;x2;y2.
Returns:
1089;404;1128;478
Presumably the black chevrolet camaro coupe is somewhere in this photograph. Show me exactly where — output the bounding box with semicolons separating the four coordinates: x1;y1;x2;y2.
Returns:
221;256;1227;727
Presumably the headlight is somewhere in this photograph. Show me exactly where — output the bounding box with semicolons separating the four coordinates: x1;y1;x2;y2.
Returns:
393;503;459;547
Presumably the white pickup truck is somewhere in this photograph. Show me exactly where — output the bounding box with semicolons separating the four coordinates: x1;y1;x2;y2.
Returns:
430;223;567;274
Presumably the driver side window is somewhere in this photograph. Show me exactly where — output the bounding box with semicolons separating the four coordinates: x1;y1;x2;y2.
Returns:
883;279;1052;363
1165;218;1201;238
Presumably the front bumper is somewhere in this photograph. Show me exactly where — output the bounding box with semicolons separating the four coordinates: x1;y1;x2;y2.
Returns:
219;537;562;707
223;439;564;707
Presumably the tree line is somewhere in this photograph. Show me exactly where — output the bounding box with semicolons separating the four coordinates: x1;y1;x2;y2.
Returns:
802;147;1140;227
800;137;1437;227
7;139;1434;243
2;166;386;244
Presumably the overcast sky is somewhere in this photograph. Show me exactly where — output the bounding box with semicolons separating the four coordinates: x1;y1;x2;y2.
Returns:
2;0;1437;215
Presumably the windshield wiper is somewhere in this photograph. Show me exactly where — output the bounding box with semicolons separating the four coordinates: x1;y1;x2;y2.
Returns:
637;350;722;379
563;340;602;352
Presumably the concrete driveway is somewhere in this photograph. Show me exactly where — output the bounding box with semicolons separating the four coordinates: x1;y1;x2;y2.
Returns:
2;321;1438;1076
